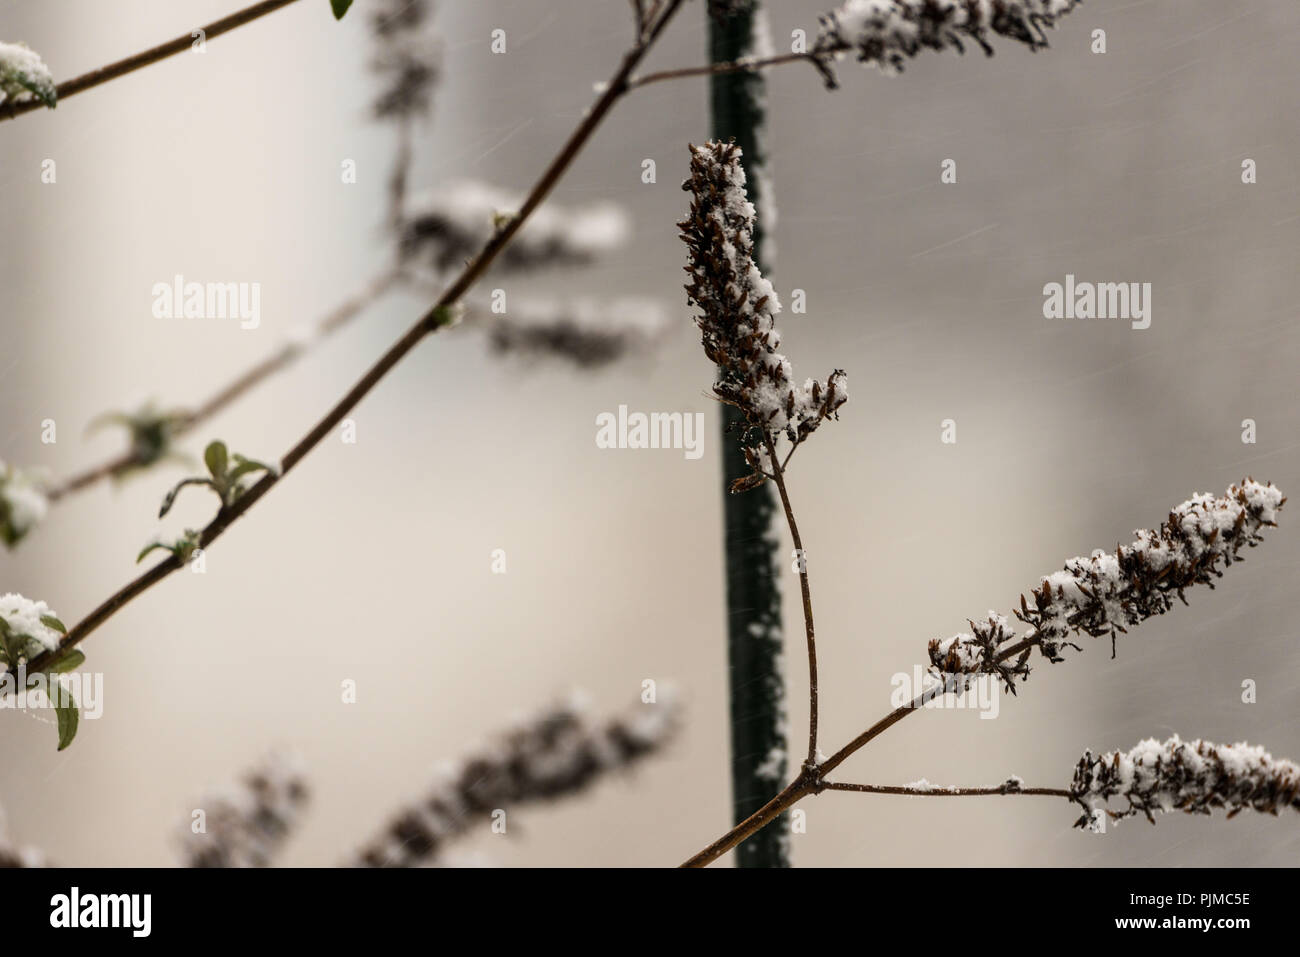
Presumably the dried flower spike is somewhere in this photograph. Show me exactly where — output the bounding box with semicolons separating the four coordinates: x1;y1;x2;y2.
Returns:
400;180;631;275
930;479;1285;691
1070;736;1300;829
679;141;847;491
487;296;669;369
354;692;681;867
176;752;309;867
814;0;1080;82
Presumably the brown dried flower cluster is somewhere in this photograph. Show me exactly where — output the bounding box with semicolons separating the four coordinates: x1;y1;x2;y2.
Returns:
176;752;309;868
813;0;1080;83
929;479;1286;692
1070;736;1300;830
679;140;847;491
354;693;680;867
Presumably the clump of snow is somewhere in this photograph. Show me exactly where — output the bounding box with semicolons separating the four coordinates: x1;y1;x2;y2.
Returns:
0;41;55;108
0;593;63;652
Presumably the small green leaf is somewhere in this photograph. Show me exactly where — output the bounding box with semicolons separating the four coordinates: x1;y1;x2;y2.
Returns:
43;650;85;675
39;615;67;635
228;457;273;484
53;680;79;751
204;441;228;480
330;0;354;19
137;541;170;563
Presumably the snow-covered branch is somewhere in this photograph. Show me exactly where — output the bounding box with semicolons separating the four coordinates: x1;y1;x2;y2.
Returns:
1070;736;1300;829
814;0;1080;80
930;479;1286;692
354;693;681;867
176;752;309;868
399;180;631;276
679;140;847;492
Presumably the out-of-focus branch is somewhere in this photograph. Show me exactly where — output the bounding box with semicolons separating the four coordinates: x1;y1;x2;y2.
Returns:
43;267;405;506
176;752;309;868
0;0;303;123
6;0;689;681
354;693;681;867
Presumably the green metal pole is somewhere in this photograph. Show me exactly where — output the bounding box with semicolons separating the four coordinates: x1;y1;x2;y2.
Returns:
709;0;790;868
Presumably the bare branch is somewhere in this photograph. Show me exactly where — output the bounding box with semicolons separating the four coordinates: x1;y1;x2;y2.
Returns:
0;0;303;123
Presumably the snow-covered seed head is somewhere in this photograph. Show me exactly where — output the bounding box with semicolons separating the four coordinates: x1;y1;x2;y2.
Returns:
1070;736;1300;829
679;140;847;491
929;479;1286;692
176;752;309;868
488;296;670;369
0;462;48;548
353;692;681;867
399;179;631;275
813;0;1080;83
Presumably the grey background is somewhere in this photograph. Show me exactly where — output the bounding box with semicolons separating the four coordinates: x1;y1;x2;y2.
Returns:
0;0;1297;866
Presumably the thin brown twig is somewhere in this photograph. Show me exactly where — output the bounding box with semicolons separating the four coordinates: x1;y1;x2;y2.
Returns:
10;0;689;680
764;434;819;768
680;585;1103;864
821;782;1072;799
627;51;824;91
0;0;303;123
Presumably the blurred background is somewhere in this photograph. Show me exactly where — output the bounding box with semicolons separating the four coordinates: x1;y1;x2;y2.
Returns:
1;0;1298;866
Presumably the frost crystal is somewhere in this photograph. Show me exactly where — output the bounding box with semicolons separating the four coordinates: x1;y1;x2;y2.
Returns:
679;141;847;491
929;479;1286;691
0;594;63;653
1070;736;1300;827
400;180;631;274
814;0;1079;78
0;41;55;108
0;462;48;547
